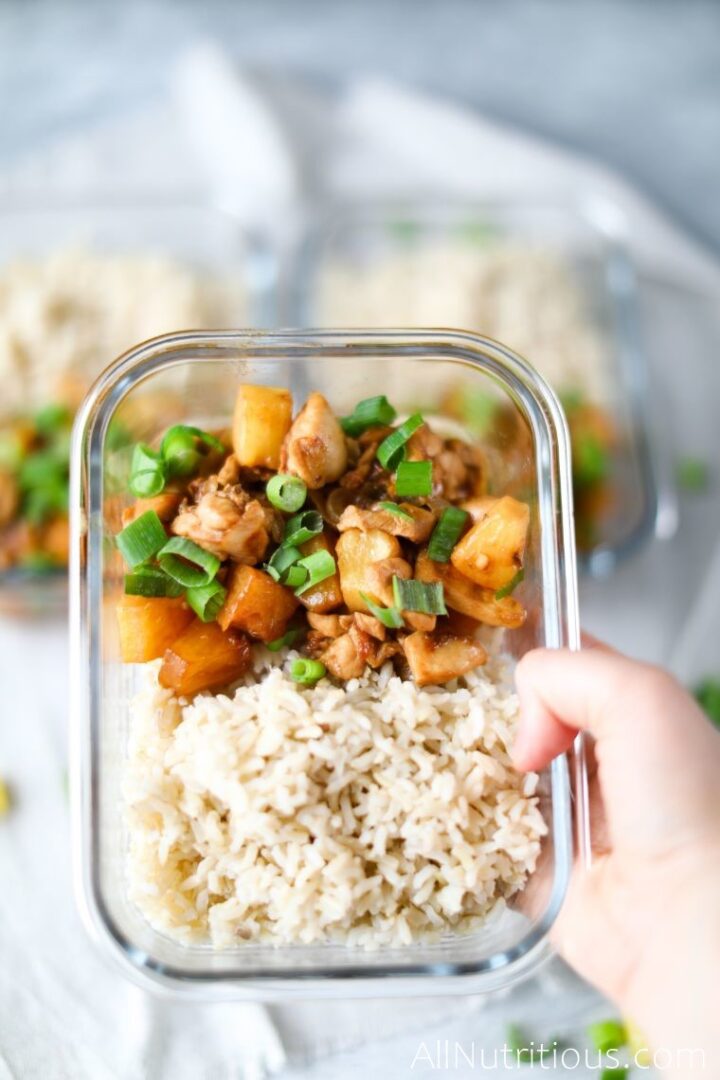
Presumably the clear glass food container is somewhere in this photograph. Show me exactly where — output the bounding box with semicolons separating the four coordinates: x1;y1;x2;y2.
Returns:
71;328;586;999
285;199;671;577
0;196;271;616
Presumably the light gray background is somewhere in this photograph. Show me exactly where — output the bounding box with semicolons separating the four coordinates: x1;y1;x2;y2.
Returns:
2;0;720;254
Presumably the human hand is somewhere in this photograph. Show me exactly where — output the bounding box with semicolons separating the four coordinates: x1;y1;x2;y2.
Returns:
513;644;720;1076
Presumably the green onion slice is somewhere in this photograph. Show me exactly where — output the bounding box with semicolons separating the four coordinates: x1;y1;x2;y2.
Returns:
341;395;397;437
34;402;71;436
376;500;413;520
267;627;306;652
282;509;323;548
160;425;224;479
392;576;447;615
158;536;221;587
395;459;432;497
265;544;302;582
22;481;68;524
266;473;308;513
495;568;524;600
186;580;228;622
19;551;59;573
290;658;326;685
19;450;68;490
427;506;469;562
285;564;309;589
359;592;404;629
376;413;425;471
587;1020;628;1055
294;550;336;596
116;510;168;569
124;565;184;597
129;443;167;498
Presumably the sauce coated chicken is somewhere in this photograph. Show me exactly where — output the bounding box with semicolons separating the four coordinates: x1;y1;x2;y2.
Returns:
114;387;529;695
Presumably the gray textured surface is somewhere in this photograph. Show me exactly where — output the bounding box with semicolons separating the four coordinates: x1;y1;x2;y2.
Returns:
2;0;720;253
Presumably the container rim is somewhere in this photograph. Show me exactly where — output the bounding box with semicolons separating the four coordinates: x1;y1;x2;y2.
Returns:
70;327;584;998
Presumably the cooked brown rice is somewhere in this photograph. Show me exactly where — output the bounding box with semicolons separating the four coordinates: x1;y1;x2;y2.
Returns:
124;646;546;949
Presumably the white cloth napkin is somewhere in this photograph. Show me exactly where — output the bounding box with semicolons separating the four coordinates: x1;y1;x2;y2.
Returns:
3;50;717;1078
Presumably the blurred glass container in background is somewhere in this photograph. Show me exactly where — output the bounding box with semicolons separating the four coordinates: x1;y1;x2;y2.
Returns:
71;328;587;998
286;200;673;576
0;198;270;615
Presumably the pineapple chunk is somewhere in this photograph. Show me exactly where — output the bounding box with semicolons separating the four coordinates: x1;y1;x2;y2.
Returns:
218;564;299;642
336;528;401;612
232;384;293;469
159;619;252;696
451;495;529;590
416;548;525;629
117;595;194;663
297;531;344;613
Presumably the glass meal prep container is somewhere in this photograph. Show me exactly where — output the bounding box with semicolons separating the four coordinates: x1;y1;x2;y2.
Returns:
285;199;668;577
71;328;587;999
0;197;269;617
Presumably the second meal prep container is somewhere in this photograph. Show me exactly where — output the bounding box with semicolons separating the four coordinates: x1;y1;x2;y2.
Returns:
286;200;668;576
71;328;586;998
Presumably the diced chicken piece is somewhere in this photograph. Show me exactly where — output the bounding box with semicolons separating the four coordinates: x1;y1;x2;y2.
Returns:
218;565;299;642
451;495;529;590
307;612;344;637
0;470;19;528
460;495;497;523
172;494;269;563
340;441;379;490
217;453;241;485
353;612;386;640
406;424;443;461
233;385;293;470
337;502;435;543
416;548;526;629
365;556;436;633
296;530;344;613
320;632;366;681
402;631;487;686
122;490;182;527
336;528;401;612
281;392;348;489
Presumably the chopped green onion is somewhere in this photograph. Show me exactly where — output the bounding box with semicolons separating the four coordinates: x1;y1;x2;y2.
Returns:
559;388;584;413
282;510;323;548
22;482;68;524
160;425;224;479
457;388;497;436
588;1020;628;1055
495;568;524;600
573;433;609;487
267;627;306;652
376;500;413;520
341;395;397;437
392;576;447;615
290;658;326;685
158;536;221;587
676;456;710;493
19;551;59;572
285;565;309;589
19;450;67;491
428;507;469;562
694;678;720;727
34;402;71;435
359;592;404;629
376;413;425;471
294;550;336;596
266;473;308;513
116;510;168;569
186;580;227;622
599;1068;630;1079
395;459;433;497
265;544;302;582
129;443;166;498
124;565;184;597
